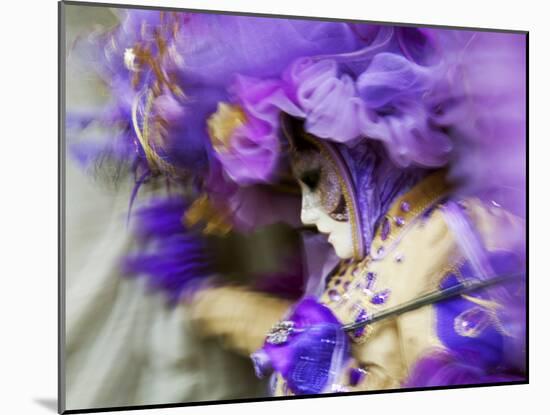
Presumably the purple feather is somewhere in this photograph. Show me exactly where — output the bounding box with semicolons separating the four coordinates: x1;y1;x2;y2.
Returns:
122;197;212;305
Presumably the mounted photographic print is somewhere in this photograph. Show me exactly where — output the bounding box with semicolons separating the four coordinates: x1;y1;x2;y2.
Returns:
59;1;528;413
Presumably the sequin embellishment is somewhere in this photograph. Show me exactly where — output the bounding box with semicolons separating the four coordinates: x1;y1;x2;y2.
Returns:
454;306;491;338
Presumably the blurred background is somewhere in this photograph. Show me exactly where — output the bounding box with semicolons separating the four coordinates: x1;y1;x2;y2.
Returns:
64;5;302;410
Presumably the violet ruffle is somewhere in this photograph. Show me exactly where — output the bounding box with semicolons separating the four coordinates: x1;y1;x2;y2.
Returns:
167;13;360;184
216;26;454;183
216;26;525;225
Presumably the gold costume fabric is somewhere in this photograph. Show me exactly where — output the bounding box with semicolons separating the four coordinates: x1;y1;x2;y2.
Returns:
188;172;524;394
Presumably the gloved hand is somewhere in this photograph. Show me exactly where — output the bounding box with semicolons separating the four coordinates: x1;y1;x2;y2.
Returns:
251;297;351;395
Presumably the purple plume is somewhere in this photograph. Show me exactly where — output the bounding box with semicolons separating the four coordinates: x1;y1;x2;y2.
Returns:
122;197;212;305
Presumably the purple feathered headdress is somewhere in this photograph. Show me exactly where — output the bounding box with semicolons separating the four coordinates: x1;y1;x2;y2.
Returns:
67;9;526;303
69;10;525;217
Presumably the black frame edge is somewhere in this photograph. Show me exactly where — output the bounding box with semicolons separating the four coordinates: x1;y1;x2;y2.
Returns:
61;0;528;34
59;1;67;414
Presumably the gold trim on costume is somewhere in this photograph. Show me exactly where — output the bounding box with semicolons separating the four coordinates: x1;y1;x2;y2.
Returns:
370;171;451;260
131;88;185;177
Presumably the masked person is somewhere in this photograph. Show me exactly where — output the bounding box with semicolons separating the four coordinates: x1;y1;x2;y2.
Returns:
189;108;525;395
69;10;526;399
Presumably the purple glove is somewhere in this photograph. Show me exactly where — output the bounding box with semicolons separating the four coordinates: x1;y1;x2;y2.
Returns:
251;297;351;395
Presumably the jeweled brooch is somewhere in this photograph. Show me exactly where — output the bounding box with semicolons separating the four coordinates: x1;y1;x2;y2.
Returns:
266;321;295;345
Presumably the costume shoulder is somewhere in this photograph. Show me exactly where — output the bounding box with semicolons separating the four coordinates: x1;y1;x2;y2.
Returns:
460;198;526;254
